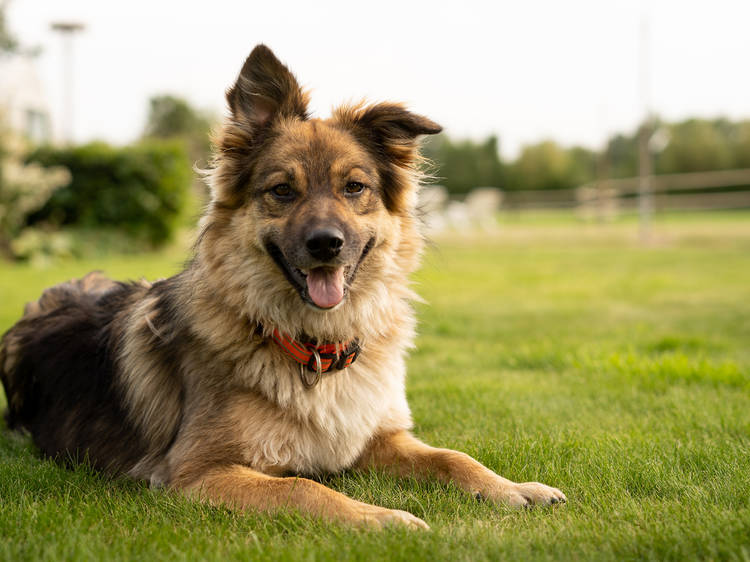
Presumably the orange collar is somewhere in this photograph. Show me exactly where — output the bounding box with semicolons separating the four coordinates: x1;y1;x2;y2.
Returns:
270;329;360;388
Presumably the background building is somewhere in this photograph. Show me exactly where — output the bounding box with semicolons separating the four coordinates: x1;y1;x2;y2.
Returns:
0;52;52;142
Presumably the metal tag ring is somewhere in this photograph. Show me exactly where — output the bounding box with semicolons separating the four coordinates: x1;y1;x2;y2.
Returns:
300;348;322;388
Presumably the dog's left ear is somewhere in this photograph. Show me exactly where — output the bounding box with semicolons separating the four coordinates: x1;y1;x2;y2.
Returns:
226;44;309;128
336;103;442;212
342;102;441;153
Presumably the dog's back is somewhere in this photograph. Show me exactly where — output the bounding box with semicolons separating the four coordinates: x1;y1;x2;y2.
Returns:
1;272;148;471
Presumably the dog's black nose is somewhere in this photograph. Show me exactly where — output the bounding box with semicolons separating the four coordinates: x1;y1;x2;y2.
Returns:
306;228;344;261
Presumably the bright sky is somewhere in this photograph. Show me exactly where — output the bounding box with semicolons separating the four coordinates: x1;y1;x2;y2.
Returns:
6;0;750;158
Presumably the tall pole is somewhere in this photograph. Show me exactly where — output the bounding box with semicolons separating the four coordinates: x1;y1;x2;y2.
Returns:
638;16;653;242
51;22;85;144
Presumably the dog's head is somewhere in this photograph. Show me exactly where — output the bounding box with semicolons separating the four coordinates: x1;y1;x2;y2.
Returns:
201;45;440;335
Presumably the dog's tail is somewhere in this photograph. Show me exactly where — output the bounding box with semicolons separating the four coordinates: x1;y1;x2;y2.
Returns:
1;271;117;430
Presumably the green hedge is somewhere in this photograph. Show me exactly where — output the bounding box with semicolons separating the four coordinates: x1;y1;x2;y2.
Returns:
28;140;191;245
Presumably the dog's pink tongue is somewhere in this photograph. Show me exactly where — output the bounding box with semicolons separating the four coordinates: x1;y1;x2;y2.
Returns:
306;267;345;309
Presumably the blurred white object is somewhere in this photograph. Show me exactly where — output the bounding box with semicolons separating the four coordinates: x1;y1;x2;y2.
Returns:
418;185;449;234
445;200;471;231
576;185;619;222
465;187;503;231
419;185;504;234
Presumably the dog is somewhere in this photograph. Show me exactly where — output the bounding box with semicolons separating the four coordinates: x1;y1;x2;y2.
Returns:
0;45;565;529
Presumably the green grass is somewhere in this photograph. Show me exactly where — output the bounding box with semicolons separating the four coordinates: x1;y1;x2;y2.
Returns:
2;212;750;561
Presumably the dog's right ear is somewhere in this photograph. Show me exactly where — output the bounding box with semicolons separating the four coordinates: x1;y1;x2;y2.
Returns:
226;45;309;128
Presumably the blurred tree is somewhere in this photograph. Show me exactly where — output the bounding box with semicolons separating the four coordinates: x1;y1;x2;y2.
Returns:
567;146;598;187
142;95;214;170
657;118;734;174
733;121;750;169
605;133;638;179
427;115;750;197
423;134;505;195
508;140;595;191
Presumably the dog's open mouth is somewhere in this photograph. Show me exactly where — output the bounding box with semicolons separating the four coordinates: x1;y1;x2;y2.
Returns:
265;239;374;310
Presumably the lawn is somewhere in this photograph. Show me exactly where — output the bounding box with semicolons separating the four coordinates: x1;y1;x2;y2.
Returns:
1;212;749;561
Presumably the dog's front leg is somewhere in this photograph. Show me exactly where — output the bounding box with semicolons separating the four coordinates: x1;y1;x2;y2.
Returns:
174;464;429;529
355;430;566;508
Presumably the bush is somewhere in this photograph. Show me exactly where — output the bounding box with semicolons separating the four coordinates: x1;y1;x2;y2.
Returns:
28;140;191;245
9;227;73;265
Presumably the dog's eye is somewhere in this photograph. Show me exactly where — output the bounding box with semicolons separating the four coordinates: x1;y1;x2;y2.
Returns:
270;183;295;201
344;181;365;196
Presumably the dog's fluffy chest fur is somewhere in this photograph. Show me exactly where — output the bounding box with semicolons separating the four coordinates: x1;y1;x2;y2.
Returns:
227;347;413;475
142;341;414;485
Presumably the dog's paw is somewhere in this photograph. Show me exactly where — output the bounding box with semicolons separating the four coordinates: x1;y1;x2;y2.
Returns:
501;482;567;508
361;507;430;530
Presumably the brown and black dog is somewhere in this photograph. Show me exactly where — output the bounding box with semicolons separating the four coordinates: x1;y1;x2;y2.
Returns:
0;45;565;529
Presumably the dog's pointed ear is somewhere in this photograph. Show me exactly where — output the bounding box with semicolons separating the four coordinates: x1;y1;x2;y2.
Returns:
337;102;441;166
335;102;442;212
346;102;441;148
226;44;309;127
356;103;442;139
